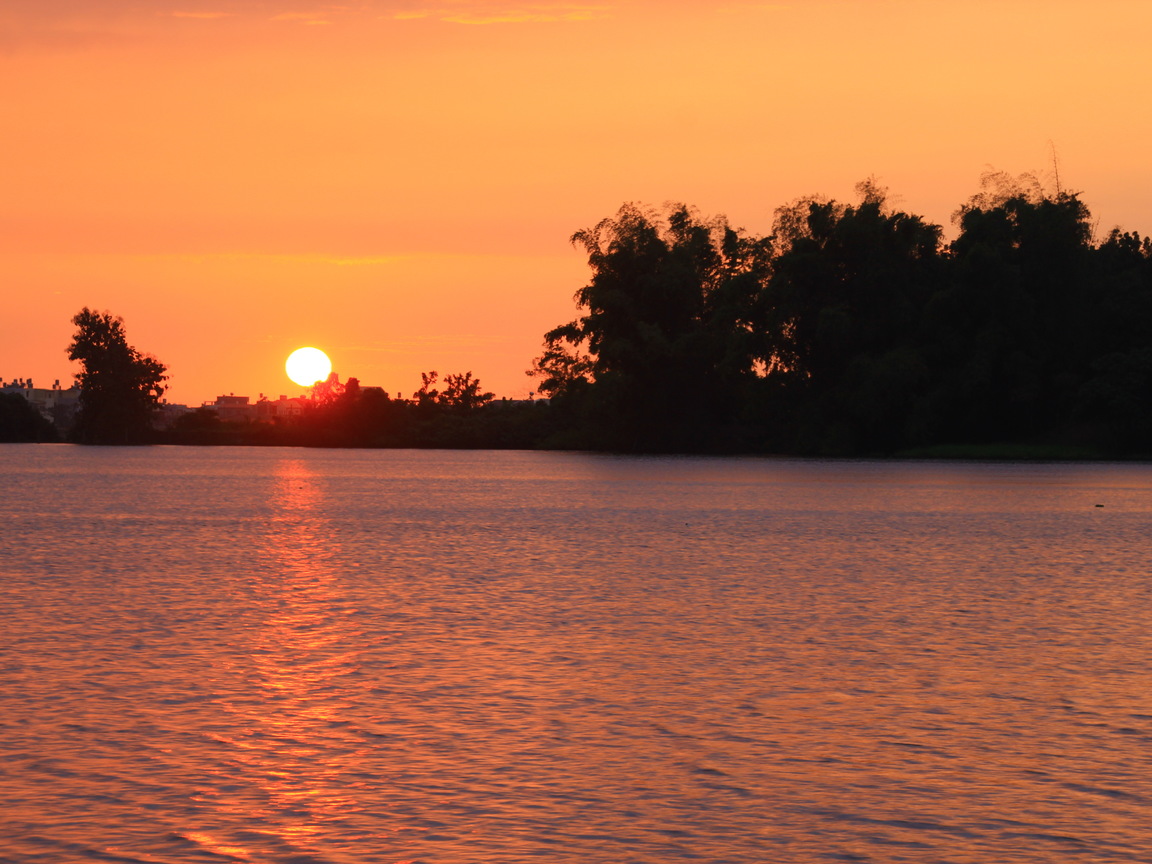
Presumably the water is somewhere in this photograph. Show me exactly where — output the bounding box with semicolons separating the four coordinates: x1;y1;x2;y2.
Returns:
2;445;1152;863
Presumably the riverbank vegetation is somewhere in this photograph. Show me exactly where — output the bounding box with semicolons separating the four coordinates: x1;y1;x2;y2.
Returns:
6;171;1150;456
530;172;1152;457
161;377;557;449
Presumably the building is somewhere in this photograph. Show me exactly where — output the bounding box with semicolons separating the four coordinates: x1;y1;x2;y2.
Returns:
0;378;81;431
255;395;307;421
153;402;193;429
200;393;309;423
202;394;257;423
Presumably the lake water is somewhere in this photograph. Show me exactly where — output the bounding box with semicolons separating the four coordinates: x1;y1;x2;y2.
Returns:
2;445;1152;863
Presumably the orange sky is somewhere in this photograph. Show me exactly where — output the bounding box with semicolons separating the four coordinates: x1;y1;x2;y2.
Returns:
3;0;1151;405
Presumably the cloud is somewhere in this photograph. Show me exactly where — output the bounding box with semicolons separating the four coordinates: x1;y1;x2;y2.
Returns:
169;11;235;18
153;253;409;266
443;7;609;24
0;1;364;31
1;0;613;23
269;10;334;24
0;0;614;50
393;2;610;24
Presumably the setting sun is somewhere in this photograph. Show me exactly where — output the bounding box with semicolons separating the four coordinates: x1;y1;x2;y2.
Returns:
285;347;332;387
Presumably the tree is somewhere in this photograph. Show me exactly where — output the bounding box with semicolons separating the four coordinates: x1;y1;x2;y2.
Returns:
531;202;773;451
67;308;168;444
413;370;441;407
0;393;59;442
764;181;943;452
531;176;1152;455
309;371;345;405
529;321;594;402
440;372;494;411
413;370;494;411
926;172;1095;442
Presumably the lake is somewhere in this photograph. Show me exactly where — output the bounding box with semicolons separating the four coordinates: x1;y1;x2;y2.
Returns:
2;445;1152;863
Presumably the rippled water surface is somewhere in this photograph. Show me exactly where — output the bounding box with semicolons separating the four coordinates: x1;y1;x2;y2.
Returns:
3;445;1152;863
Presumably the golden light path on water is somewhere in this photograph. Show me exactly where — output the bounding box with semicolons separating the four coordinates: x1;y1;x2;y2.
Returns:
2;447;1152;862
181;459;373;859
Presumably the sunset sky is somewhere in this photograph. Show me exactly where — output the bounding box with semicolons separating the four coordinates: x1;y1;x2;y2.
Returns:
4;0;1151;405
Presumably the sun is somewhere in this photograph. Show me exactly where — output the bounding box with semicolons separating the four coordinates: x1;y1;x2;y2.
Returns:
286;347;332;387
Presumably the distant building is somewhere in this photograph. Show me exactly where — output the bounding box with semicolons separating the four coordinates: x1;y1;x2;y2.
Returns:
0;378;81;431
199;393;309;423
255;394;307;421
203;394;257;423
154;402;193;429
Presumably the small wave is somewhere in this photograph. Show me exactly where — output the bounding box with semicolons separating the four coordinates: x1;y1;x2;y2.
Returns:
1060;782;1145;802
169;832;255;862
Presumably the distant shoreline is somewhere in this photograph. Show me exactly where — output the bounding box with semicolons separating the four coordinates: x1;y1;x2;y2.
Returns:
6;439;1152;465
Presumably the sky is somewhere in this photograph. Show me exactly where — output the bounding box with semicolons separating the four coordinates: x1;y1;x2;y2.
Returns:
3;0;1152;405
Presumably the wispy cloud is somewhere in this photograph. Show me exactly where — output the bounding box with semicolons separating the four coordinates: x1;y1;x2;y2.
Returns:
0;0;614;50
1;1;364;34
151;252;410;266
394;3;610;24
269;11;333;24
340;334;514;351
715;1;789;13
169;10;235;18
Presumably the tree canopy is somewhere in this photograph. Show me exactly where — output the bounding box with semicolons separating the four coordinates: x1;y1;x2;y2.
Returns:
532;203;774;450
68;308;168;445
529;175;1152;456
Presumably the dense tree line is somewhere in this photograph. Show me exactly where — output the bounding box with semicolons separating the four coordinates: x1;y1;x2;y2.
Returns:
530;173;1152;456
161;372;557;449
12;172;1149;456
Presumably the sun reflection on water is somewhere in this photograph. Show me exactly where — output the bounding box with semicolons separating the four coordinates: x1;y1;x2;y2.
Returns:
7;450;1152;863
206;458;384;855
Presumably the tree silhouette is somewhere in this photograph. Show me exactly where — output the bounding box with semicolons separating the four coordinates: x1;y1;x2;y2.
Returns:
531;173;1152;455
0;393;59;442
413;370;493;411
414;370;441;406
440;372;494;411
755;182;944;452
67;308;167;444
920;174;1096;443
532;203;773;450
